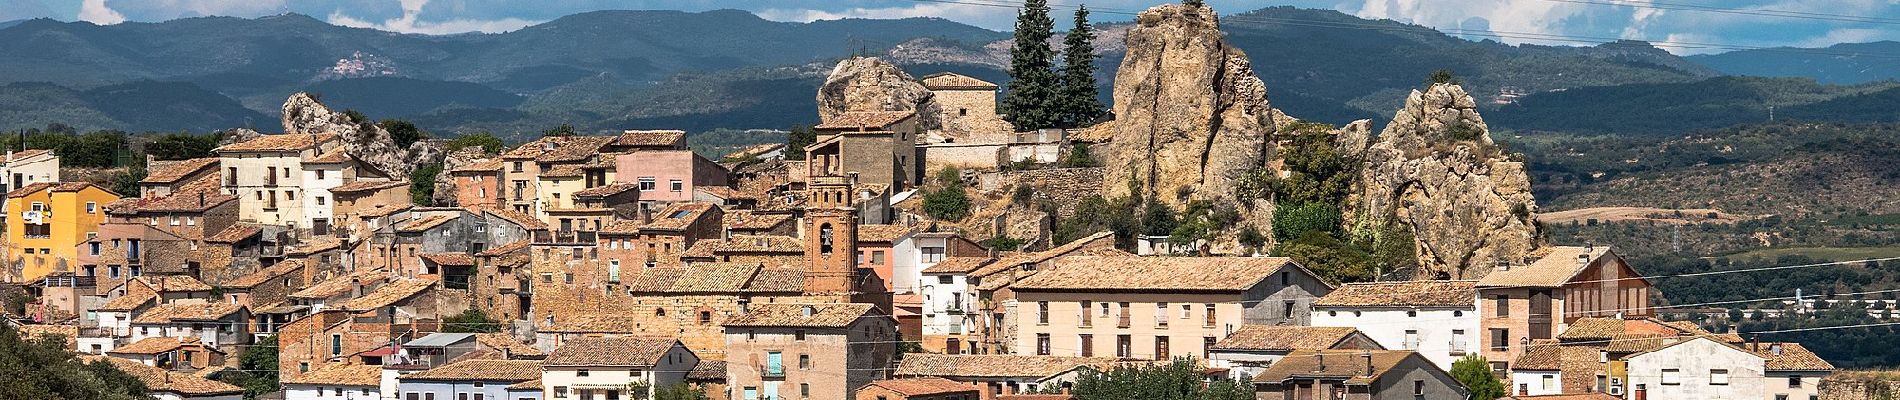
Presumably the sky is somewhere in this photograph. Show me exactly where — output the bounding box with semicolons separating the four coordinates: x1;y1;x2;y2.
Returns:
4;0;1898;55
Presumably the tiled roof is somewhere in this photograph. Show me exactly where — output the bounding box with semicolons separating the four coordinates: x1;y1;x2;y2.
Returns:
681;235;802;258
450;159;503;173
214;133;337;152
627;263;758;293
544;337;678;367
856;224;916;243
109;336;204;355
6;182;98;197
303;148;351;164
539;314;651;333
539;164;584;178
483;207;547;230
1756;342;1835;371
816;110;915;130
479;239;532;257
688;360;727;380
971;231;1113;278
1557;317;1701;341
290;270;390;300
921;72;998;90
642;202;715;231
1250;350;1423;385
1477;246;1614;288
396;214;458;233
1501;394;1622;400
536;136;617;163
475;333;544;358
131;302;244;324
140;158;219;184
1212;326;1368;351
92;356;244;395
333;278;434;312
282;363;382;386
132;180;235;213
358;204;412;218
1;149;51;163
205;223;263;243
1511;339;1567;370
598;219;644;235
16;324;76;342
1313;280;1477;308
329;180;409;194
896;354;1123;379
573;183;639;198
722;143;784;160
226;260;304;289
287;238;341;256
861;378;978;396
420;253;476;266
615;130;686;147
139;275;213;292
97;291;154;312
919;257;993;275
401;359;542;382
723;210;792;231
506;379;542;390
4;182;53;198
742;268;808;293
1013;256;1295;292
724;303;877;328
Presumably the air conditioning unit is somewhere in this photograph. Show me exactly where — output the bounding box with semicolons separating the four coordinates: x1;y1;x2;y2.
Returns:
1609;377;1623;386
1606;386;1624;396
21;210;41;224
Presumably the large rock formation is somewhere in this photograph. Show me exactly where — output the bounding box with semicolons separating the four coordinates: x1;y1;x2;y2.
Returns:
1103;3;1275;209
429;143;479;206
1349;83;1540;278
279;92;418;177
815;57;942;130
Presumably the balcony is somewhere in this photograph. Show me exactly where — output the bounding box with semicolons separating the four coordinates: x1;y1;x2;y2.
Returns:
760;365;785;379
533;230;597;244
1117;315;1131;328
1450;340;1468;356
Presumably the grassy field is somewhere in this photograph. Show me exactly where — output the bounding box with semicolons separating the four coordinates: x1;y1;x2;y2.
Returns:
1717;246;1900;262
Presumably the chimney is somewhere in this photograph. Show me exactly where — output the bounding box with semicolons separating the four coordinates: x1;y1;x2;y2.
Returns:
1362;351;1374;377
801;305;815;318
1316;353;1326;372
1749;335;1760;352
1770;343;1783;356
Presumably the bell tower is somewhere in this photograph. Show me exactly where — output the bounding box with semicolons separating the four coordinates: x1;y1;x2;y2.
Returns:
803;174;858;294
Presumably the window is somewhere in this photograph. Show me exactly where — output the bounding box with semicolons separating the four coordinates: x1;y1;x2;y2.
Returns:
1036;333;1051;355
764;351;783;376
871;250;885;264
1280;271;1290;285
1404;330;1420;349
638;177;656;191
553;386;568;398
1282;300;1296;320
1495;295;1510;317
1790;375;1803;388
1661;369;1681;385
1542;375;1555;390
330;334;342;355
316;169;326;180
669;179;683;192
1414;380;1425;396
316;196;326;205
1154;336;1169;360
1490;329;1509;351
170;216;180;226
938;275;953;284
1156;303;1168;327
921;246;945;263
512;161;524;172
799;354;810;369
1205;304;1217;327
577;369;589;377
795;330;806;341
89;242;99;256
800;384;810;398
1079;334;1094;357
85;202;96;213
1203;336;1217;359
1711;369;1729;385
1117;335;1132;358
1037;301;1049;324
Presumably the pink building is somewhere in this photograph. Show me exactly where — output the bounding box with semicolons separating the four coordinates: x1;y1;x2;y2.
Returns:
613;150;728;204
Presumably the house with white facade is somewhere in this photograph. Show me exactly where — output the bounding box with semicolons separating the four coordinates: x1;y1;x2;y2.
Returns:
215;133;341;230
918;256;993;354
541;337;699;400
396;359;543;400
297;148;391;236
1623;336;1766;400
282;363;383;400
127;302;248;348
1310;280;1480;370
0;148;59;209
1207;325;1383;382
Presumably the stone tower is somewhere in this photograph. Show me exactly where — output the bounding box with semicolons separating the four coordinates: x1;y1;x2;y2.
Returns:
803;174;859;294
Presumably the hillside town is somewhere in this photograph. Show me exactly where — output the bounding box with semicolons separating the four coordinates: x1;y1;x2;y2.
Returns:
0;2;1882;400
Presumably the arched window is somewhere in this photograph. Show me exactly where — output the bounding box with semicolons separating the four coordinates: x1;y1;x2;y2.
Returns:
655;308;667;317
819;223;834;255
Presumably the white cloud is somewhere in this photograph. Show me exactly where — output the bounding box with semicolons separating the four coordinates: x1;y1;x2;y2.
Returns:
78;0;126;25
756;2;1017;31
327;0;539;34
1355;0;1596;45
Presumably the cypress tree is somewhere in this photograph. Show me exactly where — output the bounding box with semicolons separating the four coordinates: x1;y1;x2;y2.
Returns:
1058;5;1106;128
1000;0;1061;131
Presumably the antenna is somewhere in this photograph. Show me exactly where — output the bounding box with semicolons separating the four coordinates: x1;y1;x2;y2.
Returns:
1671;225;1681;254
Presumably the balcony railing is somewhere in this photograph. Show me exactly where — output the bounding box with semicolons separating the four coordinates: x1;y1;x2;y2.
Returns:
1403;339;1420;350
760;366;785;378
1450;340;1468;355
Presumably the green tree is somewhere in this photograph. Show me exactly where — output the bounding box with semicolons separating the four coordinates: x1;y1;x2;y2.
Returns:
543;123;577;137
1451;355;1506;400
652;383;710;400
1060;142;1099;167
442;309;503;333
1057;6;1106;127
983;235;1025;251
923;186;972;221
224;336;282;399
1070;358;1251;400
446;132;506;154
145;132;220;160
1272;124;1358;206
784;124;816;161
1184;0;1207;8
0;323;149;400
106;159;146;197
1271;202;1343;242
410;162;443;206
999;0;1063;131
378;119;426;148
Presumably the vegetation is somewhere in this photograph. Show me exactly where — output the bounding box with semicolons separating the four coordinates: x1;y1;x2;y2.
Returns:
445;132;507;154
410;162;443;207
784;125;816;161
651;383;711;400
543;124;577;137
222;336;281;399
923;167;973;221
999;0;1063;131
0;125;130;168
1056;6;1107;127
1428;69;1460;85
378;119;427;148
1451;355;1505;400
1067;358;1252;400
442;309;503;333
144;131;221;160
983;235;1026;252
1060;142;1099;168
106;161;146;198
0;323;150;399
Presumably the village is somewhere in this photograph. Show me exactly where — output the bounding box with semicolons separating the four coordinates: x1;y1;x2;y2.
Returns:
0;2;1869;400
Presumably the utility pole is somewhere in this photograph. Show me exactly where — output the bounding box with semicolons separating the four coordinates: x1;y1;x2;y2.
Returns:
1671;224;1681;254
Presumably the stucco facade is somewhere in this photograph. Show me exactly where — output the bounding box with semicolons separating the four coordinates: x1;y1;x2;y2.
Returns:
1624;337;1766;400
1310;307;1480;371
615;150;729;204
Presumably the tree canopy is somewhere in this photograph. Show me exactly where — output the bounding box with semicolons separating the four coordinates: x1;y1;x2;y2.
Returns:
1000;0;1063;131
0;323;150;400
1068;358;1253;400
1057;6;1106;127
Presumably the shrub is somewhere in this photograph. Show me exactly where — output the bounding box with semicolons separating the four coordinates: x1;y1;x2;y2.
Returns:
1272;202;1344;242
1452;355;1506;400
923;187;972;221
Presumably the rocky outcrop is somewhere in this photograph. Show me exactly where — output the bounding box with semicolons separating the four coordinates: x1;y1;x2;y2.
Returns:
1103;3;1276;209
431;146;485;206
1349;83;1539;278
218;128;263;146
815;57;942;131
279;92;415;177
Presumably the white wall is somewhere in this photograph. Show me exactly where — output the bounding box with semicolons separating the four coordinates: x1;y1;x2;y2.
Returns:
285;384;379;400
888;235;919;293
222;152;309;227
1310;307;1478;370
920;272;974;337
1625;338;1765;400
1510;370;1563;396
302;164;343;230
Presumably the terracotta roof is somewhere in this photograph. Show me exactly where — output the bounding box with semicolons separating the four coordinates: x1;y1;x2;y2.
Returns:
15;324;77;342
856;224;917;243
724;303;877;328
1313;280;1477;308
1511;339;1566;370
598;219;644;235
478;239;531;257
1250;350;1427;386
1557;317;1702;341
140;158;220;184
138;275;213;292
92;356;243;395
132;302;244;324
916;257;993;275
289;270;391;300
4;182;52;198
573;183;639;198
816;110;915;130
450;159;503;173
921;72;998;90
1212;326;1369;352
539;314;649;333
226;260;305;289
1502;394;1622;400
1013;256;1297;292
215;133;336;152
132;180;235;213
359;204;412;218
723;210;792;231
418;252;476;267
98;291;155;312
8;182;102;197
401;359;542;382
1;149;51;163
743;268;808;293
205;223;263;243
681;235;802;258
303;148;351;164
287;238;341;256
483;207;547;230
544;337;679;367
1477;246;1616;288
329;180;409;194
641;202;715;231
109;336;207;355
1756;342;1835;371
971;232;1113;278
282;363;382;386
539;164;584;178
861;378;979;396
396;214;459;233
536;136;617;163
475;333;544;358
506;379;542;390
626;263;761;293
896;354;1123;379
333;278;435;312
688;360;726;381
615;130;686;147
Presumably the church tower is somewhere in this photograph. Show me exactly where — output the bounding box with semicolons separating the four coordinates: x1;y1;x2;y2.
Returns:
803;174;859;294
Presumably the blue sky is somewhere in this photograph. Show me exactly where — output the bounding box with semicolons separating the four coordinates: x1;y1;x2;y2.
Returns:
5;0;1896;54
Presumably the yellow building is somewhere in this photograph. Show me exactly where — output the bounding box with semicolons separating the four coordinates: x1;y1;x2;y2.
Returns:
4;182;119;282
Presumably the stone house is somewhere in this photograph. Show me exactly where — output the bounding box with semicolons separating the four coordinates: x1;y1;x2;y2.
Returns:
395;359;543;400
138;158;219;198
28;272;98;325
281;363;382;400
807;110;923;191
215;133;341;230
1010;256;1331;361
678;234;804;265
857;377;983;400
1250;350;1470;400
277;277;451;380
1208;325;1383;382
721;210;794;237
921;72;1007;142
1310;280;1480;371
966;231;1119;355
300;148;396;236
223;259;306;308
364;208;530;278
725;303;897;400
540;337;698;400
919;257;995;354
449;160;506;211
127;302;249;348
893;354;1121;399
325;180;410;239
107;336;226;371
614;149;729;205
1477;245;1655;371
88;178;240;286
201;223;290;288
630;202;723;268
470;240;531;321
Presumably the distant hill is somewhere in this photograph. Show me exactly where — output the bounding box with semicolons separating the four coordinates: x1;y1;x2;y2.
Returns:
1488;76;1900;135
0;80;268;132
1688;41;1900;85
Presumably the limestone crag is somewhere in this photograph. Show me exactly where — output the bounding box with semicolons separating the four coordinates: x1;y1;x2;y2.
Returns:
218;128;263;146
1350;83;1539;278
280;92;415;177
428;142;477;206
1103;3;1275;209
816;57;943;130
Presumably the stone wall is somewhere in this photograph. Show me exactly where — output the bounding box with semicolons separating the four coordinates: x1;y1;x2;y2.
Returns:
1819;375;1900;400
921;143;1004;172
979;167;1105;219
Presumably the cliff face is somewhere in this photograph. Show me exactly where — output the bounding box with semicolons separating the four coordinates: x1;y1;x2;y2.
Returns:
1350;83;1540;278
279;92;416;177
1103;3;1275;208
815;57;943;131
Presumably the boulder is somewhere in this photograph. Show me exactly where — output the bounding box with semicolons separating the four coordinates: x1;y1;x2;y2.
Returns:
422;140;470;207
1102;3;1275;209
1351;83;1540;279
218;128;263;146
815;57;943;131
279;92;414;177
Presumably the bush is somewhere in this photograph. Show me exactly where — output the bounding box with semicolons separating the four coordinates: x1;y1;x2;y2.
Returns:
378;119;426;148
1012;184;1036;205
1272;202;1344;242
1448;123;1484;142
1141;202;1177;237
1061;142;1099;167
1237;225;1268;250
923;187;972;221
145;132;219;161
784;124;815;161
410;163;443;206
445;132;506;154
936;166;963;187
983;235;1025;251
1429;69;1460;85
442;309;502;333
1452;355;1506;400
